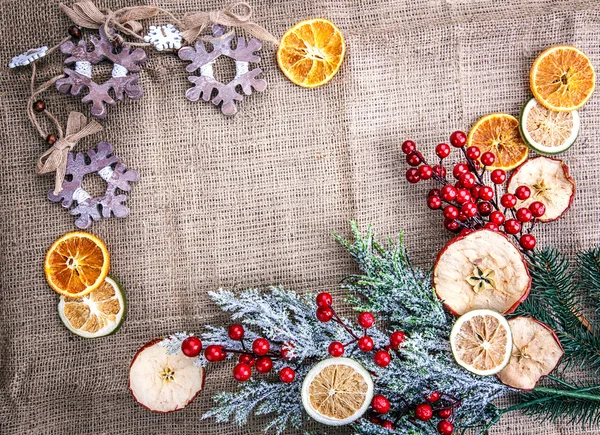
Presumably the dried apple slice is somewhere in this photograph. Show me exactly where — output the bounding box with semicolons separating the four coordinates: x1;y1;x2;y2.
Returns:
497;316;564;390
507;156;575;222
433;230;531;316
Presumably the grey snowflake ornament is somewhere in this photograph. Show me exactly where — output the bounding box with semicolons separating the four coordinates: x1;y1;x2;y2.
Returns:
56;27;147;118
48;141;139;229
178;25;267;115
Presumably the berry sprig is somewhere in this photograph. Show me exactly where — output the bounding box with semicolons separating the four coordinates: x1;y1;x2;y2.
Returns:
402;132;546;254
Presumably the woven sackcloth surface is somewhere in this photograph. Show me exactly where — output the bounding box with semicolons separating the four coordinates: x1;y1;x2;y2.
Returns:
1;0;600;434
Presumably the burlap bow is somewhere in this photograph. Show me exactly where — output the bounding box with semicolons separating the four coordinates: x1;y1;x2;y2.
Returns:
37;112;103;195
182;2;279;44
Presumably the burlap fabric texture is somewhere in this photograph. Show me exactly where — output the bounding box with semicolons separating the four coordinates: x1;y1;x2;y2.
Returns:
1;0;600;434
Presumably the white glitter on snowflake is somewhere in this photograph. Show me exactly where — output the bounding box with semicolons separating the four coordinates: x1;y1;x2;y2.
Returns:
8;46;48;68
144;24;183;51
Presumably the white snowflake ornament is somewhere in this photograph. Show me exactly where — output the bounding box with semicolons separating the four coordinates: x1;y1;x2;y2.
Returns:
8;46;48;68
144;24;183;51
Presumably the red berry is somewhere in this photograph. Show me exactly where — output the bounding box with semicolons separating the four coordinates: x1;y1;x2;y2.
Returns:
441;185;457;201
460;201;477;218
181;336;202;357
406;153;422;166
279;367;295;383
252;338;271;356
316;292;332;307
515;185;531;200
358;336;374;352
520;234;537;250
470;185;481;199
459;172;476;188
401;140;416;154
455;188;471;204
406;168;420;183
426;391;441;403
280;342;295;360
419;165;433;180
450;131;467;148
480;186;494;201
429;189;441;198
504;219;521;235
436;143;451;158
381;421;394;430
328;341;345;357
529;201;546;218
255;356;273;373
516;207;532;223
460;228;472;236
415;403;433;421
374;350;391;367
478;201;492;216
233;363;251;381
484;222;499;231
371;395;391;414
443;205;459;220
437;420;454;435
228;324;245;340
433;165;446;178
437;408;452;419
480;152;496;166
316;306;334;322
205;345;226;362
490;210;505;225
457;212;467;222
427;196;442;210
390;331;406;348
490;169;506;184
238;353;254;365
452;163;469;179
444;218;460;232
501;193;517;208
358;312;375;328
466;145;481;160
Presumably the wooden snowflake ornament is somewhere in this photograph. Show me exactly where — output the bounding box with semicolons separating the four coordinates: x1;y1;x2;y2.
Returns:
178;25;267;115
48;142;139;229
56;28;147;118
144;25;183;51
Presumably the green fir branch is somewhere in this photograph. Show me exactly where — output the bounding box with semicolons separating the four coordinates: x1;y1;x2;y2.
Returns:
578;247;600;316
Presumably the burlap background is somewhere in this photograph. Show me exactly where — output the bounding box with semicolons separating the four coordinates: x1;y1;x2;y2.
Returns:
1;0;600;433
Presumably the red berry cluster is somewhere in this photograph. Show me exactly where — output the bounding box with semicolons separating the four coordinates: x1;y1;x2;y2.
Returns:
402;133;545;252
180;326;296;384
316;292;406;367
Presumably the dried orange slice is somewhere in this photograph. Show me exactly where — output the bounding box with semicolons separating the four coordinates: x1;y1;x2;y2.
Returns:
530;45;595;112
277;18;346;88
467;113;529;170
301;357;373;426
44;231;110;298
450;309;512;376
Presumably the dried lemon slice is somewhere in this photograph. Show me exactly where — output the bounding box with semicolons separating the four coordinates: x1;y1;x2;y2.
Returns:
450;309;512;376
301;357;373;426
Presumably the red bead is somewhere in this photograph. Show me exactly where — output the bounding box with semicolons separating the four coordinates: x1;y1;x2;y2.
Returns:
401;140;416;154
490;169;506;184
415;403;433;421
433;165;446;178
233;363;251;381
459;172;476;188
316;292;332;307
428;189;441;198
436;143;451;158
516;207;532;223
252;338;271;356
316;306;334;322
33;100;46;112
466;146;481;160
450;131;467;148
455;188;471;204
328;341;345;357
181;336;202;357
452;163;469;179
406;152;422;166
419;165;433;180
427;196;442;210
460;202;477;218
204;345;226;362
484;222;499;231
443;205;459;220
490;210;505;225
426;391;441;403
280;342;295;360
371;394;391;414
478;201;492;216
444;218;460;232
480;152;496;166
255;357;273;373
46;133;57;146
358;336;374;352
68;25;82;39
501;193;517;209
504;219;521;235
460;228;472;236
437;408;452;419
381;421;394;429
515;185;531;200
520;234;537;250
437;420;454;435
441;185;457;201
389;331;406;348
228;324;245;340
406;168;420;183
529;201;546;218
479;185;494;201
374;350;391;367
238;353;254;365
279;367;295;383
358;312;375;328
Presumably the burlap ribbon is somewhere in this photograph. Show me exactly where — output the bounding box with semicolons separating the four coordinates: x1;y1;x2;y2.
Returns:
36;112;103;195
182;2;279;44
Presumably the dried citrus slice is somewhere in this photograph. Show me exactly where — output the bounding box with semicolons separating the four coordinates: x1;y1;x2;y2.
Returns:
519;98;580;155
530;45;595;112
467;113;529;170
57;276;125;338
277;18;346;88
45;231;110;297
450;309;512;376
301;357;373;426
